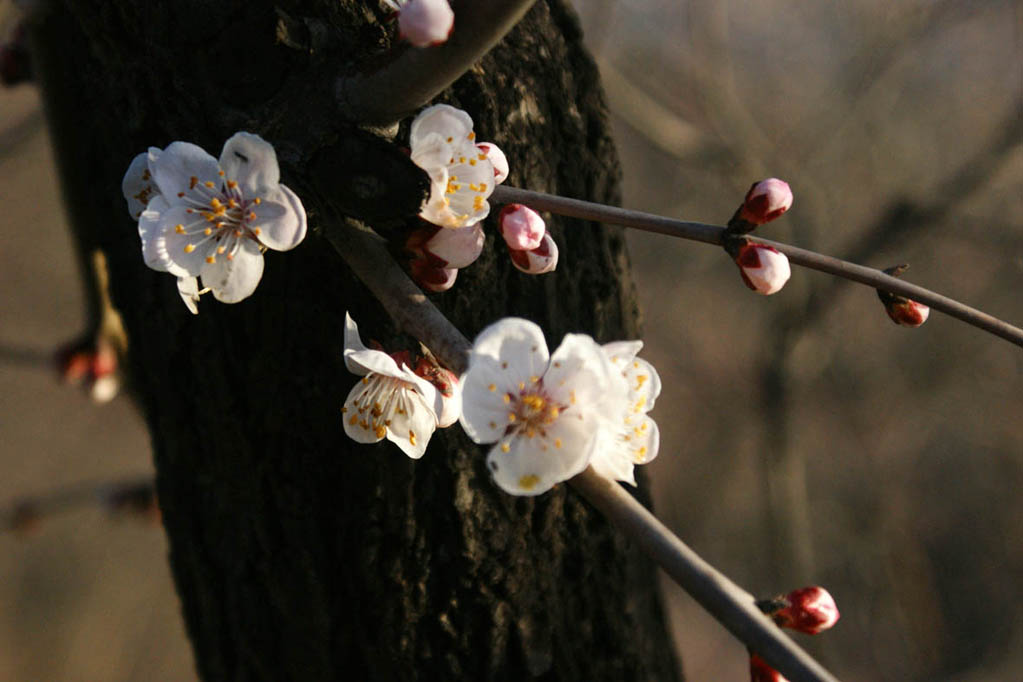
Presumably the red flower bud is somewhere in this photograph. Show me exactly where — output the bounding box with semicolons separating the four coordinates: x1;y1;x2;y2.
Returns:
739;178;793;226
768;586;840;635
734;243;791;295
499;204;545;251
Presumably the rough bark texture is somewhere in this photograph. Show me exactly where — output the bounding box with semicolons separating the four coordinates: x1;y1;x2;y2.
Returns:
32;1;681;680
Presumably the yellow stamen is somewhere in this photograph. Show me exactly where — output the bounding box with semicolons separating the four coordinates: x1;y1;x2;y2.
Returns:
183;244;195;254
518;475;540;491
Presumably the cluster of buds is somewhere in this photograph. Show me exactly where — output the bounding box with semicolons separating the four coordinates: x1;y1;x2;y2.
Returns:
877;264;929;328
382;0;454;48
499;204;558;274
723;179;793;295
750;585;840;681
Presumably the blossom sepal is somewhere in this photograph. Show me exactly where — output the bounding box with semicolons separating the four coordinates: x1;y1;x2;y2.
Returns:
509;232;559;275
877;264;929;327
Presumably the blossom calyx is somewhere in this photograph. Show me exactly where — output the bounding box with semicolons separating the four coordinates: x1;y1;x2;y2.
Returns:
509;232;559;275
733;241;790;295
758;585;840;635
729;178;793;233
409;259;458;292
877;264;929;327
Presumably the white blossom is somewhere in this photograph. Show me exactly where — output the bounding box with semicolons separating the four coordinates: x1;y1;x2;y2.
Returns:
342;313;443;459
122;132;306;307
589;341;662;486
410;104;501;229
459;318;625;496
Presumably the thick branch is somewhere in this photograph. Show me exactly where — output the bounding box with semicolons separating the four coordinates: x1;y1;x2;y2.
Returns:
491;185;1023;348
336;0;538;126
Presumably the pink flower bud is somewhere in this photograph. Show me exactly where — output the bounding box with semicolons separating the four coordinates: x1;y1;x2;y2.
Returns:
406;223;484;269
884;299;929;327
397;0;454;48
499;204;545;251
509;232;558;275
734;243;790;295
409;259;457;292
739;178;792;226
772;586;840;635
749;654;789;682
476;142;508;184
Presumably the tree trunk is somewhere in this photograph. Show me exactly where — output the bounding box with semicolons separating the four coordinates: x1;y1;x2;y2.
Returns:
32;1;682;679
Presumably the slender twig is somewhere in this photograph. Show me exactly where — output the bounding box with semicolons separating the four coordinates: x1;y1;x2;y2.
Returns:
336;0;538;127
491;184;1023;348
1;475;157;534
325;219;843;682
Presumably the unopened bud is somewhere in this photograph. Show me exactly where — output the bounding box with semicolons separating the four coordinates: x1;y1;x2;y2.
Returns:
758;585;840;635
398;0;454;47
734;242;790;295
509;232;558;275
739;178;792;226
499;204;545;251
877;263;929;328
476;142;508;184
406;223;484;269
410;259;457;292
749;654;789;682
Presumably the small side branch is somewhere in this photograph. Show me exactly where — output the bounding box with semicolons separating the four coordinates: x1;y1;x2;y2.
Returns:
337;0;538;127
491;185;1023;348
326;219;843;682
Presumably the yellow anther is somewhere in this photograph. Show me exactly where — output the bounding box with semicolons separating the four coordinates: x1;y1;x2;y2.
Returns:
175;224;186;234
210;198;223;208
459;157;466;164
529;375;540;383
218;170;225;176
252;227;261;236
409;430;417;446
636;375;648;389
189;176;198;189
479;183;487;192
488;383;497;392
361;377;369;384
253;197;261;205
467;132;475;140
554;438;562;449
204;181;215;188
469;159;477;166
204;228;212;236
184;244;195;254
217;245;226;254
549;407;560;419
226;253;235;261
375;425;386;439
502;394;511;404
518;475;539;490
501;442;510;453
478;153;487;160
507;413;517;423
248;211;257;221
228;199;238;208
570;390;577;405
234;229;243;237
348;414;358;425
633;396;647;413
525;428;535;438
205;256;216;264
227;180;238;189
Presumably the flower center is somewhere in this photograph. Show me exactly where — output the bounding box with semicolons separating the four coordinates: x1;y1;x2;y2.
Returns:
505;384;565;440
346;374;417;441
174;172;264;264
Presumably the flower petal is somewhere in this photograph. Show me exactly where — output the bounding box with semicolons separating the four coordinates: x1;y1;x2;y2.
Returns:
218;132;280;196
410;104;474;149
343;312;372;375
486;412;597;496
122;152;159;219
249;185;307;252
150;141;221;201
384;387;438;459
161;205;216;275
469;317;550;379
543;332;615;411
602;340;643;367
459;356;519;444
139;197;190;277
342;380;386;444
177;276;200;315
624;356;661;412
201;238;264;303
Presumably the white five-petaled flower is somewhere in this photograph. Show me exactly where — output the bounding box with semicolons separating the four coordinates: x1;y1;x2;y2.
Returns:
383;0;454;47
459;318;626;496
121;132;307;309
410;104;505;229
590;341;661;486
342;313;443;459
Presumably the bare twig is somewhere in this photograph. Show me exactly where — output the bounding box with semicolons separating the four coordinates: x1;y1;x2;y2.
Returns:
325;219;843;682
491;184;1023;348
336;0;538;127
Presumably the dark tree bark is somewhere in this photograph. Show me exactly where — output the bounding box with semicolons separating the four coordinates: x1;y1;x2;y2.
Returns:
32;1;682;680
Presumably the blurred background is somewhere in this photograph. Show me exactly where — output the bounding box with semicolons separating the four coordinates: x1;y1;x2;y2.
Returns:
1;0;1020;680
